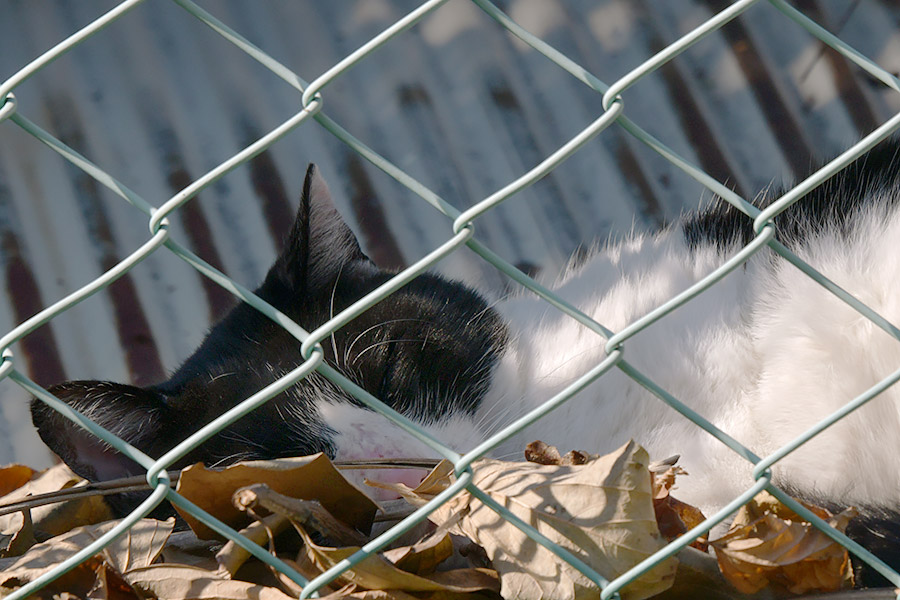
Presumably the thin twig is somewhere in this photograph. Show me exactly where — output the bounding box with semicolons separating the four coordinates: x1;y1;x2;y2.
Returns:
0;459;440;517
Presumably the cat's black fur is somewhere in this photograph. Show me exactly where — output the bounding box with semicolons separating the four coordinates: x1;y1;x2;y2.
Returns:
684;142;900;251
31;165;507;513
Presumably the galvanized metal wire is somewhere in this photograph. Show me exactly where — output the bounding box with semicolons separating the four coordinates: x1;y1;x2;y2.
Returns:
2;1;900;599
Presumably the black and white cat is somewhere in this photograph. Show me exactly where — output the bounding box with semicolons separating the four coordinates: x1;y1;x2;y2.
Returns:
31;141;900;584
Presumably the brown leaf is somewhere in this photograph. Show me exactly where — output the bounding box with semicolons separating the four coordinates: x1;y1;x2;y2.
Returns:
408;441;676;600
710;491;857;594
318;585;501;600
214;512;290;578
650;465;707;551
102;517;175;574
1;506;35;558
381;530;454;575
92;562;142;600
234;484;367;546
0;465;37;498
524;441;592;466
294;523;500;594
365;461;456;508
159;530;222;571
0;518;171;597
0;463;112;545
175;453;378;540
124;564;296;599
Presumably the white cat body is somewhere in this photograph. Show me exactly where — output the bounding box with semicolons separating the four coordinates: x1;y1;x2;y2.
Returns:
481;200;900;516
327;194;900;517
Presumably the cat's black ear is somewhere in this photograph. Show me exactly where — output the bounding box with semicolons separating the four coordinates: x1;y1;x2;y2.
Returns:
269;164;371;295
31;381;172;482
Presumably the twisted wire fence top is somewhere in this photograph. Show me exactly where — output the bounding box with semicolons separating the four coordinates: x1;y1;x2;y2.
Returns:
2;1;900;599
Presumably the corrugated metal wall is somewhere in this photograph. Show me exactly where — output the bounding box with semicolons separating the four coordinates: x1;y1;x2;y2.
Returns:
1;0;898;466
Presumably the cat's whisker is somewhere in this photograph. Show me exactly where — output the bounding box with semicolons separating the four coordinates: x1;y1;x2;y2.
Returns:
208;371;237;384
329;263;344;368
344;318;433;365
351;338;429;365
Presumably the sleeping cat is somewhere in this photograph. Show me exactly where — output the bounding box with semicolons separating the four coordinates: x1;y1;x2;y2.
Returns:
31;140;900;585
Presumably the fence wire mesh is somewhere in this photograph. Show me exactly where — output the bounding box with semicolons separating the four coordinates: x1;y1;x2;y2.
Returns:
2;1;900;598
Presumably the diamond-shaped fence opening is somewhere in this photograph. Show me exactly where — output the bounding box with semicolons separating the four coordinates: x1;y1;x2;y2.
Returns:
2;1;900;598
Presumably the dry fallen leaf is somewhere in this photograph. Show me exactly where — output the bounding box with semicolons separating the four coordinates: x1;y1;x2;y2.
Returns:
93;562;141;600
650;465;707;552
0;465;37;498
228;483;493;597
233;483;367;546
381;529;454;575
0;518;173;598
710;491;857;594
294;522;500;594
0;463;112;549
317;584;501;600
524;441;592;466
1;503;34;559
215;511;290;579
102;516;175;575
392;441;677;600
365;461;456;508
124;563;296;600
159;530;222;571
175;453;378;540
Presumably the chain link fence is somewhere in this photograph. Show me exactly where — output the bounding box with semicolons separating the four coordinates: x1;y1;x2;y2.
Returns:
2;1;900;598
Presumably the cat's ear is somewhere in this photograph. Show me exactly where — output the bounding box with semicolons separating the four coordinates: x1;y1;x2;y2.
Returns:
268;164;371;295
31;381;172;482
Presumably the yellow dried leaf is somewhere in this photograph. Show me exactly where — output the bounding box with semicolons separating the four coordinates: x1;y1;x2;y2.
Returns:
366;460;456;508
0;465;36;498
410;441;676;600
710;491;857;594
215;512;290;578
318;585;501;600
175;453;378;540
0;463;112;542
124;564;296;599
101;517;175;574
159;530;221;571
650;465;707;551
381;530;453;575
524;441;592;465
294;523;500;594
233;484;367;546
0;518;173;597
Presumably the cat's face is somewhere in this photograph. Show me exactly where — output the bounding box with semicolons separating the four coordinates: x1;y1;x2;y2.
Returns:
31;165;507;501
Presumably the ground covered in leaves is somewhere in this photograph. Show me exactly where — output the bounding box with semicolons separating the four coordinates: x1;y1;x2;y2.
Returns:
0;442;860;599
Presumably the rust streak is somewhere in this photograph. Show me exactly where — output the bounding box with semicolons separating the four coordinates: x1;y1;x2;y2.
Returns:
46;95;165;386
166;167;234;322
795;0;879;136
244;145;296;254
344;153;406;271
705;0;814;176
2;232;66;387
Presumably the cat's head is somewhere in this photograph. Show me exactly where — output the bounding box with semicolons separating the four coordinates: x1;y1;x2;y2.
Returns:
31;165;507;500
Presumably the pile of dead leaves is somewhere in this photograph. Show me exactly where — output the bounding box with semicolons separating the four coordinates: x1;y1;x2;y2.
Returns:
0;442;858;600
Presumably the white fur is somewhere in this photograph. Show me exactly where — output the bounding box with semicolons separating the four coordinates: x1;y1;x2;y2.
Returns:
481;200;900;516
321;400;485;499
321;400;485;461
323;196;900;516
